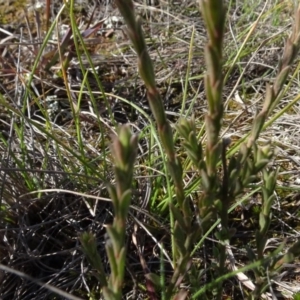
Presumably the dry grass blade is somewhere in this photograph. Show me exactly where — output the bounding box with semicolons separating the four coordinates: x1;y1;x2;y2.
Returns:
0;264;84;300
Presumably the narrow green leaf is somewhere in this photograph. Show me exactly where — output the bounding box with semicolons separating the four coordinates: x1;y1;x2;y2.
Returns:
170;203;187;232
145;272;161;289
